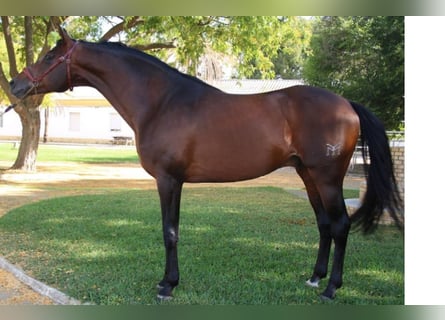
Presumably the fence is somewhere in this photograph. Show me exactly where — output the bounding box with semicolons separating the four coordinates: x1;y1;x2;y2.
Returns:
386;131;405;203
348;131;405;223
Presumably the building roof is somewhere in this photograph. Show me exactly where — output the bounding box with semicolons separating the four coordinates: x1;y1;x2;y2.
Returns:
209;79;304;94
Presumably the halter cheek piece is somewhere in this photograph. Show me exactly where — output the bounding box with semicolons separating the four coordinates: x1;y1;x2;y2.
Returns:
2;41;78;115
23;41;78;93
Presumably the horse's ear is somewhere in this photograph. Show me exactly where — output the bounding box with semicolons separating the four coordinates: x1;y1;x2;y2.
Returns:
57;26;72;43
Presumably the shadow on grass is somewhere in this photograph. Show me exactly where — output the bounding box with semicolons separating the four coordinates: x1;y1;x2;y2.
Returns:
0;188;403;305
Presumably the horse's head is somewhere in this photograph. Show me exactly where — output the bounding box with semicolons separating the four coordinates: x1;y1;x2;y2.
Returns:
10;27;78;99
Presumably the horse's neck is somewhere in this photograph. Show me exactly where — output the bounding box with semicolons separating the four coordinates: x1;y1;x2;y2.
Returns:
73;45;168;132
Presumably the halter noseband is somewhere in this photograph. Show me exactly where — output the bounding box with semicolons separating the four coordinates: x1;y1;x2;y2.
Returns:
23;41;78;93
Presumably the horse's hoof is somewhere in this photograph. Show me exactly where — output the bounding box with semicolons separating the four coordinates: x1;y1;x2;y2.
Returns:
305;279;319;288
157;282;175;301
157;279;168;290
157;293;173;301
320;288;335;301
320;294;334;302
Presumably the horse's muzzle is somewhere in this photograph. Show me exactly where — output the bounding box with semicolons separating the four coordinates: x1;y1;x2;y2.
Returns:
9;78;33;99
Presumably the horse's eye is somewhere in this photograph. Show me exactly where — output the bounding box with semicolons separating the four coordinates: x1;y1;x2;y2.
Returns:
44;53;55;62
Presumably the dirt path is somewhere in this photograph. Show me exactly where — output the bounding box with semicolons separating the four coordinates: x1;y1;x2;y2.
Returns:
0;161;363;304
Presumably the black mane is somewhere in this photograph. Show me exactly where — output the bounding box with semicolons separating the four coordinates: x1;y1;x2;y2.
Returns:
94;41;214;88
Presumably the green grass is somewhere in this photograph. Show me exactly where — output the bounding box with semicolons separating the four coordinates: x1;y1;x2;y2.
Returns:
0;143;139;163
0;187;403;305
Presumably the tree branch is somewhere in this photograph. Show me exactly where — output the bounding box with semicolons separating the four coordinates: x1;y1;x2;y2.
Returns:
24;16;34;66
1;16;18;78
99;16;144;42
36;16;63;61
130;42;176;51
0;61;15;102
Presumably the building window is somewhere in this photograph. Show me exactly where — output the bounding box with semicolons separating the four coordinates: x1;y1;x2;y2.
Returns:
110;113;121;132
69;112;80;132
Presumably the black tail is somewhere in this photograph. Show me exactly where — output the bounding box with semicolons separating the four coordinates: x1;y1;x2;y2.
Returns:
349;101;404;233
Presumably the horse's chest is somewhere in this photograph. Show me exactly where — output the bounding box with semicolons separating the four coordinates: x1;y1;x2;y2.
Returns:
136;133;192;180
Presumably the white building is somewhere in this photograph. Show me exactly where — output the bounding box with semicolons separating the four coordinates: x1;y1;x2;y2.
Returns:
0;79;303;144
1;87;134;144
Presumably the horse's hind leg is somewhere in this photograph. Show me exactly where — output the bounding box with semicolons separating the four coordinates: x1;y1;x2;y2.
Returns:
297;167;332;288
298;166;351;300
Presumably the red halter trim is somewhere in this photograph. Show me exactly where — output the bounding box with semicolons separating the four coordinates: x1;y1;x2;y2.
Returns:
23;41;78;92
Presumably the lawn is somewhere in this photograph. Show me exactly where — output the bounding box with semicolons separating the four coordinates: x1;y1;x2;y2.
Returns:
0;187;403;305
0;143;139;163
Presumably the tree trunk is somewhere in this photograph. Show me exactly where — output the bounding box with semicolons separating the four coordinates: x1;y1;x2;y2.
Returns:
43;107;49;143
10;101;41;172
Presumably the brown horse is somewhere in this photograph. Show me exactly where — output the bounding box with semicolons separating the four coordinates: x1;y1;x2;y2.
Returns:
9;28;402;301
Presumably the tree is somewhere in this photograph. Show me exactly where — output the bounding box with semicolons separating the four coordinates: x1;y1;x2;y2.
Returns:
1;16;312;172
65;16;304;79
302;16;404;130
250;16;313;79
0;16;64;171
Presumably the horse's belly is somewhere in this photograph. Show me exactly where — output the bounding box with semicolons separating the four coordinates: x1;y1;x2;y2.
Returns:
185;166;277;183
184;144;288;183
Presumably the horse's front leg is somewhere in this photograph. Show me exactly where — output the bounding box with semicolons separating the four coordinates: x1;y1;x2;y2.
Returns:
156;174;183;300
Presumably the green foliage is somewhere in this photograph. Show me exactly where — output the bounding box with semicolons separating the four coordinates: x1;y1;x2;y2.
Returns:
1;17;59;66
63;16;104;40
251;17;313;79
303;17;404;129
60;16;309;79
0;187;403;304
